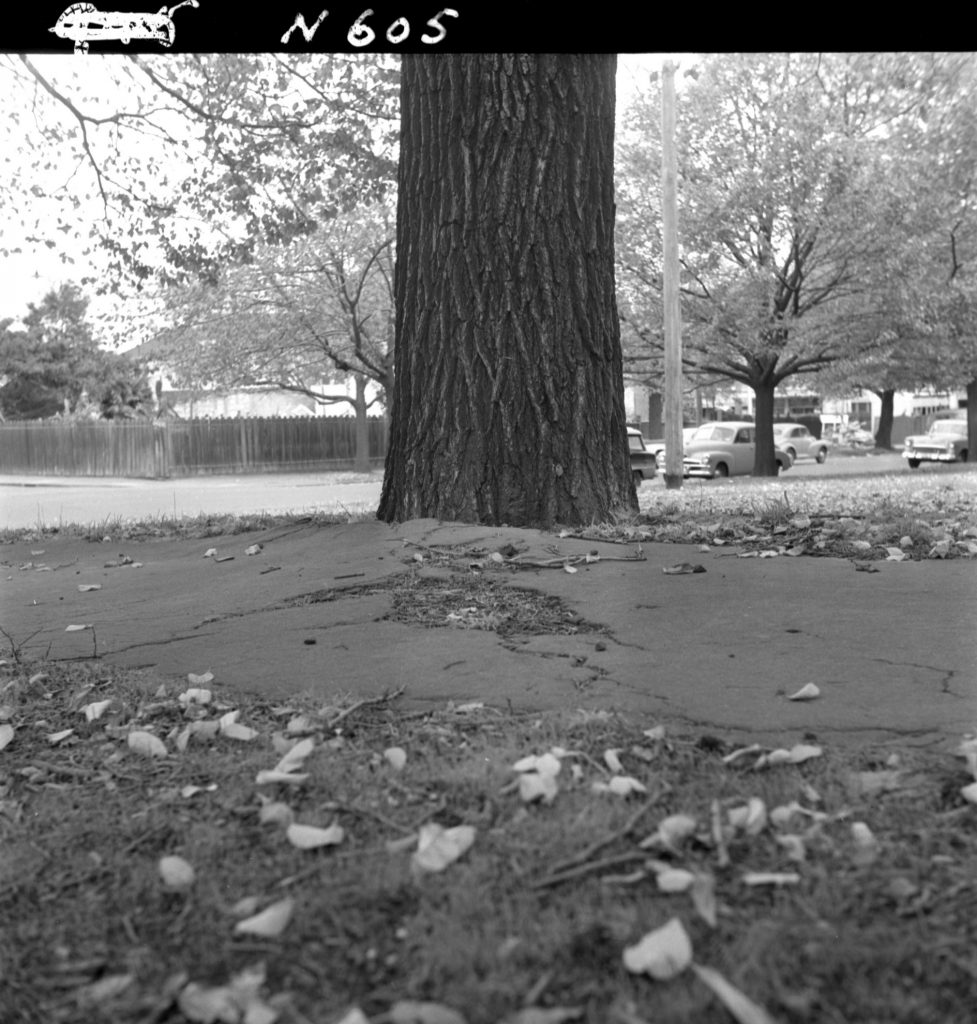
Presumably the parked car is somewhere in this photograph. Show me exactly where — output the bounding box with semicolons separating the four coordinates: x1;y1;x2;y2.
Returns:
681;422;794;478
902;418;969;468
627;427;658;486
773;423;830;463
650;427;701;466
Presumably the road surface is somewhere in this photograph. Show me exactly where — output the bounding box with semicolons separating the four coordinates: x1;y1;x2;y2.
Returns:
0;452;963;531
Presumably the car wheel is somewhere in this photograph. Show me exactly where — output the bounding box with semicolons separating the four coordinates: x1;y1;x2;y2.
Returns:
908;458;920;469
712;462;729;479
785;446;796;460
632;470;644;488
960;449;969;463
815;448;827;464
774;461;783;476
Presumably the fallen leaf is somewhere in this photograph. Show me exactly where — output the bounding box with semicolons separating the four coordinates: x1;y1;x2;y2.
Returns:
742;872;800;887
181;784;217;799
234;897;294;937
957;735;977;778
962;781;977;805
592;776;647;797
641;813;698;851
655;868;695;893
218;711;259;742
384;746;407;771
47;728;74;745
285;714;316;735
128;730;168;758
758;743;823;768
65;623;93;632
691;963;778;1024
604;748;624;773
178;963;276;1024
390;1001;468;1024
722;744;763;765
622;917;693;980
690;872;717;928
775;834;807;862
728;798;767;835
519;772;559;804
851;822;880;866
254;769;310;786
643;725;666;741
663;563;706;575
274;736;315;774
286;821;345;849
258;798;294;827
786;682;820;701
159;855;196;891
564;564;578;574
78;973;134;1007
770;802;803;828
411;823;476;874
333;1010;371;1024
245;544;263;556
0;723;14;751
203;548;217;558
77;584;102;592
513;751;562;776
180;687;213;707
82;700;112;721
231;896;262;918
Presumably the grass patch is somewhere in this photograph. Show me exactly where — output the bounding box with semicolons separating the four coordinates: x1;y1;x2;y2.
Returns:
1;662;975;1023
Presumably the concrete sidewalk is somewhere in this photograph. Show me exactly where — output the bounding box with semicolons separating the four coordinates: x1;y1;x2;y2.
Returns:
2;519;974;749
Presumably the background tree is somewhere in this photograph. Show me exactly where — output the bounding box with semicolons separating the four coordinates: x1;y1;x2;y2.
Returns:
616;53;972;474
378;54;634;527
155;203;395;470
0;283;152;419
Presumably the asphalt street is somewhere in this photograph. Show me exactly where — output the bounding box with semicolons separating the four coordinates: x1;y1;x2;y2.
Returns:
0;452;962;531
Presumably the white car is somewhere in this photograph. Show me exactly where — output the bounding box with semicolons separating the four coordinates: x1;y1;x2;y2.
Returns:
902;419;969;468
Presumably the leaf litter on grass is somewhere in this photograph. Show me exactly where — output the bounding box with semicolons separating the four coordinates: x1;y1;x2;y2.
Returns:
1;659;975;1024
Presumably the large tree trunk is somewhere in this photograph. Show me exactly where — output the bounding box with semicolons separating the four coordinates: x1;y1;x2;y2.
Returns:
752;378;779;476
378;55;635;527
873;388;895;450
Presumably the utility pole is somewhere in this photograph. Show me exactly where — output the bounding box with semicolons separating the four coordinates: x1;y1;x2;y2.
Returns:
660;59;683;489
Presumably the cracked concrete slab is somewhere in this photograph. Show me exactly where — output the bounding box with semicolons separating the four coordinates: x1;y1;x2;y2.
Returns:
2;518;974;749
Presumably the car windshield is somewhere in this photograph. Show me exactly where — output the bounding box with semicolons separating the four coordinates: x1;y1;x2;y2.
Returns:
929;421;966;435
773;425;802;437
690;425;735;442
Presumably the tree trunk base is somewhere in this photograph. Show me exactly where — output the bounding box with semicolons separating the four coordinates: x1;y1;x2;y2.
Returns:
663;473;683;490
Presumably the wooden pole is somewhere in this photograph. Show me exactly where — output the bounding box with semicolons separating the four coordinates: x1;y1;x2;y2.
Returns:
661;59;683;489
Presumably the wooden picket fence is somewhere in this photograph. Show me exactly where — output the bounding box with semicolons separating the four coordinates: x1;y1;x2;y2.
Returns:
0;417;388;478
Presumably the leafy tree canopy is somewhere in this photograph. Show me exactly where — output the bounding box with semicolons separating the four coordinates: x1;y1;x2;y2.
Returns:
0;283;152;419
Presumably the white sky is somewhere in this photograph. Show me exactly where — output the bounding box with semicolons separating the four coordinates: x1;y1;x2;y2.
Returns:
0;54;674;337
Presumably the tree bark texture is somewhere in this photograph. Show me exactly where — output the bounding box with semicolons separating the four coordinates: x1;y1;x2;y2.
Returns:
752;375;779;476
378;55;635;527
873;388;895;449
